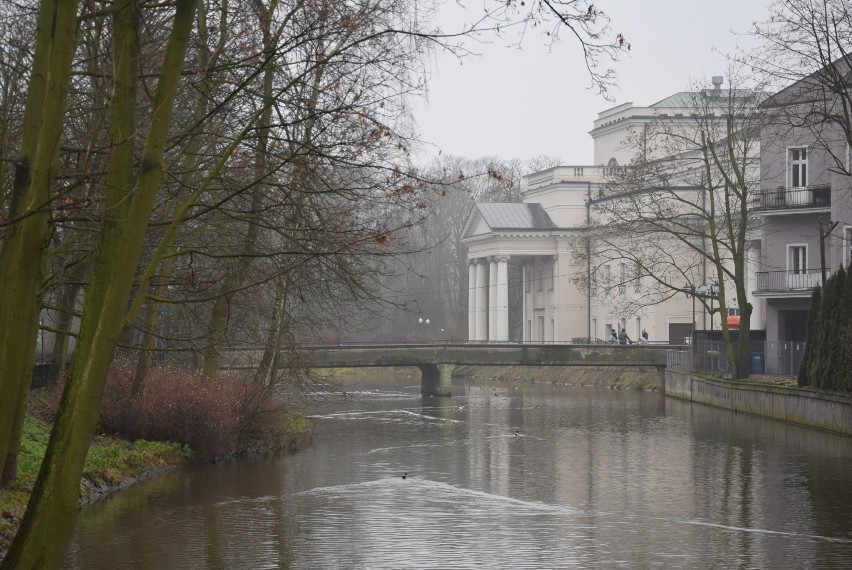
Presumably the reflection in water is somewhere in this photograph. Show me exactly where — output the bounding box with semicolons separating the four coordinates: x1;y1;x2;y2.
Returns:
66;376;852;569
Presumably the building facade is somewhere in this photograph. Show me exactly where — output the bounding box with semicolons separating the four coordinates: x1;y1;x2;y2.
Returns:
463;79;764;343
754;68;852;371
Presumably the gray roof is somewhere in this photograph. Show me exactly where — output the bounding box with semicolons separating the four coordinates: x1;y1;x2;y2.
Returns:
651;89;766;109
476;203;556;230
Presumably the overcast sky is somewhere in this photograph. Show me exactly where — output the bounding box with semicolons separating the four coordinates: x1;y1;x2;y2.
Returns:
413;0;774;165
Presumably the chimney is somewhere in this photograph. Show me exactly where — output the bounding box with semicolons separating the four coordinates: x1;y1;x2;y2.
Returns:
712;76;724;91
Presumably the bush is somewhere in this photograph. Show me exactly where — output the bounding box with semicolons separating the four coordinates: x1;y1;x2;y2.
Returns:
799;267;852;391
48;359;299;457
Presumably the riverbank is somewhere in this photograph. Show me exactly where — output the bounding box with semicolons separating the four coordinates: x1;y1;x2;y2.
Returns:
457;364;660;390
321;365;660;390
0;406;312;556
665;370;852;435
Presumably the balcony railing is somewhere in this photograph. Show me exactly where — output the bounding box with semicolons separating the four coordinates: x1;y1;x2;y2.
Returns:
752;185;831;211
756;268;830;292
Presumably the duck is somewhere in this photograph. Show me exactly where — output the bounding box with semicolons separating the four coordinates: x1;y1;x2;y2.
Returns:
402;472;408;479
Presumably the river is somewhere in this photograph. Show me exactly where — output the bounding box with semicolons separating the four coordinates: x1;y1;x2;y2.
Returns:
65;374;852;569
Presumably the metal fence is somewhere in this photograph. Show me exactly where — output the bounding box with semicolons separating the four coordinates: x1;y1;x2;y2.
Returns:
766;341;806;377
667;340;806;377
666;349;691;371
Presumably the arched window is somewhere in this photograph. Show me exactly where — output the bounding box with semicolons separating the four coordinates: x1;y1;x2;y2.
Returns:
607;157;618;167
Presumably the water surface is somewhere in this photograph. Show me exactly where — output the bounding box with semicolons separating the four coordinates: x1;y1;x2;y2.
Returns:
66;375;852;568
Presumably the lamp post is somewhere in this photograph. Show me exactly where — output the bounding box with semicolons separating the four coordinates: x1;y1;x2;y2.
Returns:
710;281;719;330
686;284;696;344
698;282;720;330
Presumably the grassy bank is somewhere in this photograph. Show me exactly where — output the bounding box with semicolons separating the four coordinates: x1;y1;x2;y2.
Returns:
0;415;190;553
0;409;312;555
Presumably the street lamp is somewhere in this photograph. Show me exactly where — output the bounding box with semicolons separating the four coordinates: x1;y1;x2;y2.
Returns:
697;281;720;330
685;284;696;344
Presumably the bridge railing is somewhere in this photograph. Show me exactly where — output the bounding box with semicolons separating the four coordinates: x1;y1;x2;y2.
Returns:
225;339;682;351
666;349;692;371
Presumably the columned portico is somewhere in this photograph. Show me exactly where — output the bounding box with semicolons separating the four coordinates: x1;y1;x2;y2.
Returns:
467;256;510;341
462;202;588;343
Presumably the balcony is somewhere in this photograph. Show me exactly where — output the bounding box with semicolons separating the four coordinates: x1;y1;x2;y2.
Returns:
756;268;830;293
752;185;831;212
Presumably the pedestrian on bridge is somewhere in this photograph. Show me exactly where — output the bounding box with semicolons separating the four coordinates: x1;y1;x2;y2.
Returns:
618;330;631;345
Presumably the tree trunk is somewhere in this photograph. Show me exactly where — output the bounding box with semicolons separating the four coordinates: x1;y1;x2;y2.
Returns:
254;277;288;386
1;0;198;565
45;281;83;387
0;0;80;490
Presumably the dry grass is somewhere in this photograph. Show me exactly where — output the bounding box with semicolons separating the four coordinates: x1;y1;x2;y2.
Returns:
48;358;302;458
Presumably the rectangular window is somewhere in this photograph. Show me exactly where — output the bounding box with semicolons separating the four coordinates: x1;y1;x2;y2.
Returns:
536;269;543;292
789;245;807;274
619;263;626;294
790;148;808;187
592;318;598;341
846;227;852;268
550;319;555;342
634;261;641;292
604;265;611;289
548;266;554;291
636;317;642;339
590;269;597;297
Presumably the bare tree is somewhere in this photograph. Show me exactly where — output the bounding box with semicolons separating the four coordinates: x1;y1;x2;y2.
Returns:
584;75;764;379
745;0;852;184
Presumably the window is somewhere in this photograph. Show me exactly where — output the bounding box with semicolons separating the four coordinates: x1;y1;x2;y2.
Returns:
590;268;597;297
789;245;807;274
635;317;642;339
790;148;808;187
604;265;611;290
592;318;598;340
846;227;852;268
634;261;642;292
536;269;543;291
619;263;626;294
548;266;554;291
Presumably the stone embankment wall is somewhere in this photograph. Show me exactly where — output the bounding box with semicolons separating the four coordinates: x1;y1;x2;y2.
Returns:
665;370;852;436
457;365;660;390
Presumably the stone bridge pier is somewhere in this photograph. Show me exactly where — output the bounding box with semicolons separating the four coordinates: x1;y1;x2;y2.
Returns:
418;363;455;397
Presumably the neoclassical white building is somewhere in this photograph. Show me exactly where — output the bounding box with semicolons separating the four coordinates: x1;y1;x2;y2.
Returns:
462;80;765;343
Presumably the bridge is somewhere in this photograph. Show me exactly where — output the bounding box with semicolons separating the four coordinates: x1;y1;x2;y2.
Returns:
226;342;681;396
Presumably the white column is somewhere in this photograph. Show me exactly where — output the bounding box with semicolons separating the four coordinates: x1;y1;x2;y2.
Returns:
497;256;509;341
522;264;528;342
551;255;559;342
488;257;498;341
468;261;477;341
475;261;488;341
